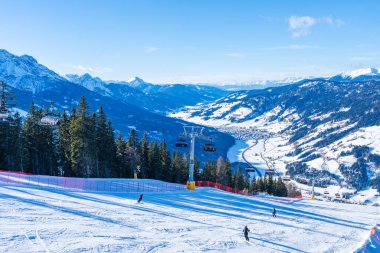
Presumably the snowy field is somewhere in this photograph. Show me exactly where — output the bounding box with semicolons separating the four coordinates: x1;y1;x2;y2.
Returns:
0;182;379;252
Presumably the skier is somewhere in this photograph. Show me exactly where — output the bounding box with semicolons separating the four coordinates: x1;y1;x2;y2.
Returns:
137;194;143;203
272;207;276;218
243;225;250;241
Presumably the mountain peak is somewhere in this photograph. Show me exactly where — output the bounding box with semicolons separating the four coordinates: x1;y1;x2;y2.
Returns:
82;73;93;79
128;76;145;85
19;54;38;64
341;67;380;78
328;67;380;82
0;49;11;56
0;49;64;93
66;73;103;83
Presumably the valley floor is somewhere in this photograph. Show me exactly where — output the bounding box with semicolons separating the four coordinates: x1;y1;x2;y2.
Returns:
0;183;378;253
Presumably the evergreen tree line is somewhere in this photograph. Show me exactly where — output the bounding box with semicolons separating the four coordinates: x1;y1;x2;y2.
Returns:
0;96;199;183
0;95;287;197
0;96;194;181
0;96;118;177
201;159;288;197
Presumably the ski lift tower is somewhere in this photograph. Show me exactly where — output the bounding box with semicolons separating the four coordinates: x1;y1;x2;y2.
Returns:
310;169;316;200
0;81;15;124
183;125;204;190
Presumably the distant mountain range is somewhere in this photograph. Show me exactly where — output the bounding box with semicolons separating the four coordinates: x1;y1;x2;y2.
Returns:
329;67;380;82
0;49;234;163
171;78;380;190
65;74;230;114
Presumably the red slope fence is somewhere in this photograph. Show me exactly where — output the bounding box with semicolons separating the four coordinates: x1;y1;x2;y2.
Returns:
195;180;302;203
195;180;249;195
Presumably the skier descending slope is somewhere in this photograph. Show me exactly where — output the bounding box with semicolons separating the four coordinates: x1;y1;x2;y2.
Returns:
272;208;277;218
137;194;143;204
243;225;250;241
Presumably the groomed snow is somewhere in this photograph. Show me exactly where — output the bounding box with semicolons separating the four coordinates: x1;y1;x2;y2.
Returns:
1;181;378;253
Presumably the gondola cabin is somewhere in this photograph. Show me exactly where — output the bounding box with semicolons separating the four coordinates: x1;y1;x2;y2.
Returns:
245;167;255;173
175;138;188;148
40;115;60;126
0;112;10;122
282;175;291;181
203;143;216;152
265;169;275;175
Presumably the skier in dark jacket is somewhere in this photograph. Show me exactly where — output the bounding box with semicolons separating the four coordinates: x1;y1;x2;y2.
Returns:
243;225;250;241
137;194;143;203
272;207;276;218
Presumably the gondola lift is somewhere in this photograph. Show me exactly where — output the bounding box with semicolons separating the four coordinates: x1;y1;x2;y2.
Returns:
245;167;255;173
0;81;13;124
0;109;11;123
175;136;188;148
40;101;60;126
203;137;216;152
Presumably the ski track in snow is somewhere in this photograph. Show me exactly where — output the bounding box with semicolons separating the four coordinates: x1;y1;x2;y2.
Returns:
0;183;379;252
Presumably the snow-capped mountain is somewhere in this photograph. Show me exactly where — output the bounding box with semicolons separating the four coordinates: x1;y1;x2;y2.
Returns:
213;76;307;91
329;67;380;82
65;73;112;96
170;79;380;191
0;49;65;93
0;49;234;162
127;76;148;87
67;73;230;113
210;67;380;91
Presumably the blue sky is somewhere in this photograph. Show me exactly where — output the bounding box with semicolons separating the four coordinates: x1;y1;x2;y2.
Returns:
1;0;379;84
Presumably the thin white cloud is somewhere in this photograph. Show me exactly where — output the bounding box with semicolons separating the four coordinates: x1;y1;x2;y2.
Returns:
319;16;345;27
289;16;316;37
350;56;375;62
288;16;344;38
70;65;112;74
265;44;318;50
145;46;159;53
71;65;96;73
226;52;246;58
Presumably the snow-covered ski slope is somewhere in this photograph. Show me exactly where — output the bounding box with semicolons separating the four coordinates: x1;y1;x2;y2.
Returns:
0;179;379;252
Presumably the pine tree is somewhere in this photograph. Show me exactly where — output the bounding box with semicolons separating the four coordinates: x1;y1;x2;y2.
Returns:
263;175;269;193
193;155;200;181
70;96;96;177
235;164;244;190
172;151;186;183
115;132;128;177
139;132;149;178
105;119;117;177
249;175;257;193
22;104;55;175
59;111;71;176
216;156;227;184
256;177;264;192
274;177;288;197
267;175;274;195
225;159;233;187
159;141;171;181
96;107;107;177
243;175;250;192
148;141;160;179
201;160;216;182
127;129;139;149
